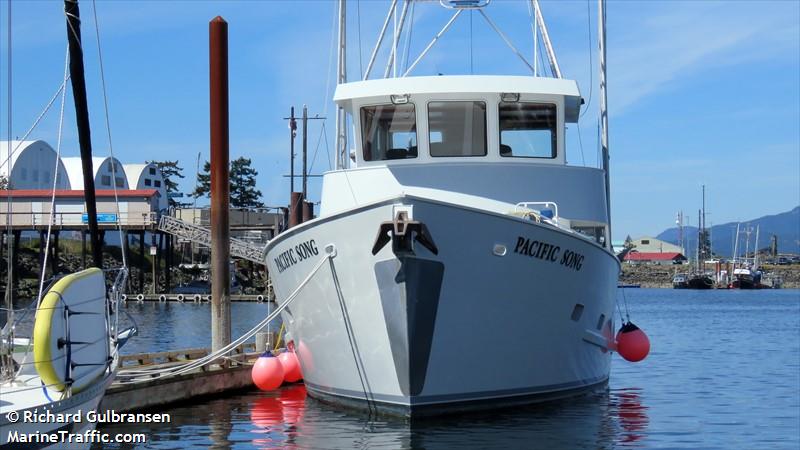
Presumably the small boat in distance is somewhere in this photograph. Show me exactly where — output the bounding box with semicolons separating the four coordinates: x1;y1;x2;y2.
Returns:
686;185;715;289
672;273;689;289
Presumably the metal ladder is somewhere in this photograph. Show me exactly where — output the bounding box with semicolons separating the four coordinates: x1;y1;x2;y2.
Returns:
157;215;268;264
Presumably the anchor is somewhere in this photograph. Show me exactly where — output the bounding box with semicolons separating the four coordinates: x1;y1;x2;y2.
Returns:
371;210;439;256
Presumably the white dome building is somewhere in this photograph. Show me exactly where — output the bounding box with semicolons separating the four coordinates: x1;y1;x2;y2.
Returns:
61;156;129;191
0;140;71;190
124;163;168;210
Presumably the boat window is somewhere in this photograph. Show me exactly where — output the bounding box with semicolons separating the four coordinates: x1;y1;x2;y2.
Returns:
573;226;606;245
499;102;556;158
428;101;487;157
361;104;418;161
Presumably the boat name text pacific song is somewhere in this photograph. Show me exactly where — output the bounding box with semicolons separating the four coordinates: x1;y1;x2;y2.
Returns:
273;239;319;273
513;236;585;271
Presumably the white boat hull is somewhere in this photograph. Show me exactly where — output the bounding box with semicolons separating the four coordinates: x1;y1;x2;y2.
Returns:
266;195;619;415
1;355;118;449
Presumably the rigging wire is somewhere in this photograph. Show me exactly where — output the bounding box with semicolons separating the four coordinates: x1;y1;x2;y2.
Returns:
308;121;329;174
35;43;70;313
620;285;631;322
401;0;416;73
579;0;594;119
576;122;586;166
92;0;127;269
0;79;71;173
526;0;537;76
4;1;12;270
2;0;13;375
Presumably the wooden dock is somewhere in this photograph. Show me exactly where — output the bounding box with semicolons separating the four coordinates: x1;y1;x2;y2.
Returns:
101;344;265;413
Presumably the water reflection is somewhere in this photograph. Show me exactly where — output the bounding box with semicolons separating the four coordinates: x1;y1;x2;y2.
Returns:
612;388;650;446
96;384;651;449
239;385;651;450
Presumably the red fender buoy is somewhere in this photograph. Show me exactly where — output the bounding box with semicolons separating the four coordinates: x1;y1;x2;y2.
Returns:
277;350;303;383
616;322;650;362
252;352;285;390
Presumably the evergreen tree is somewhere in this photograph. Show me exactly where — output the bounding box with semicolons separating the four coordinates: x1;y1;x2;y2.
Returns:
0;174;8;189
192;161;211;199
148;160;185;206
230;157;264;208
191;158;263;208
623;235;635;249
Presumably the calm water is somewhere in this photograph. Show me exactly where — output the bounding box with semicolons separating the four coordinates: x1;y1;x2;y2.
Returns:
96;289;800;449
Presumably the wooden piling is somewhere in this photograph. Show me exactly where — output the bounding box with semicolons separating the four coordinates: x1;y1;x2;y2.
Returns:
138;230;145;292
210;16;232;353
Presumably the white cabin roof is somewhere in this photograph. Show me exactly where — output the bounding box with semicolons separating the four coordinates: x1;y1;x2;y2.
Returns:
334;75;583;121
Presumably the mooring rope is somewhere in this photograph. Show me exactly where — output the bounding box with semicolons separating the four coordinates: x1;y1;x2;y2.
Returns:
117;253;332;382
328;255;376;417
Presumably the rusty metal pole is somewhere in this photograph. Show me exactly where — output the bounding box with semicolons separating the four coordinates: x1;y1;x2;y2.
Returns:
210;16;231;353
302;200;313;222
289;192;303;228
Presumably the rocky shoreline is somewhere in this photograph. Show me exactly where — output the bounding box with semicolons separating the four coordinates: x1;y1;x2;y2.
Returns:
620;263;800;289
3;241;798;298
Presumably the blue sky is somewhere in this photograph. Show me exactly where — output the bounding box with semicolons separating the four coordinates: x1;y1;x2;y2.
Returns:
0;0;798;240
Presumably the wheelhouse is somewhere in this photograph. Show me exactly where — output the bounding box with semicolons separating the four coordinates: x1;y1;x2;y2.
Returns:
334;75;582;167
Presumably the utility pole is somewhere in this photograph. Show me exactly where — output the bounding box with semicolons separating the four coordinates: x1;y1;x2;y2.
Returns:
287;107;296;198
302;105;308;198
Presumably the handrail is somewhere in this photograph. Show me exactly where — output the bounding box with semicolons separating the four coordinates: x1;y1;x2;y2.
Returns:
515;201;559;224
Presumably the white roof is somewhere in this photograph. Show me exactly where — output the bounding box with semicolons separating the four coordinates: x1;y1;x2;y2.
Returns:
61;156;126;189
334;75;583;121
0;140;45;176
124;163;150;188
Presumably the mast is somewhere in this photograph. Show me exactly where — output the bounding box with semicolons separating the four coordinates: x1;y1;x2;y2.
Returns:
598;0;611;249
65;0;102;268
754;225;760;270
533;0;562;78
733;223;740;266
334;0;347;169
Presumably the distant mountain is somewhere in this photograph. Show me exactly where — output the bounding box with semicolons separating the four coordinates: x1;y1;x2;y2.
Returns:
656;206;799;257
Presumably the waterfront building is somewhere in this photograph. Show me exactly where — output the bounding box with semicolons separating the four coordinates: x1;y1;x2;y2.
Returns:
0;140;71;190
624;251;688;265
62;156;130;192
125;163;168;210
631;236;684;254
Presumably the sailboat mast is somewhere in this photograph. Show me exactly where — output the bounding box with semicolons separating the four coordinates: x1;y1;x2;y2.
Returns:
64;0;102;268
334;0;347;169
598;0;611;249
